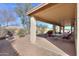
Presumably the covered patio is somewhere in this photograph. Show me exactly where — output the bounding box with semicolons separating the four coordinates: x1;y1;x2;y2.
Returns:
27;3;77;56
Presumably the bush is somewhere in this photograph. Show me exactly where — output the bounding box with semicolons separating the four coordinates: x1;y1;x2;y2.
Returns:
0;28;14;40
17;29;26;37
0;28;7;39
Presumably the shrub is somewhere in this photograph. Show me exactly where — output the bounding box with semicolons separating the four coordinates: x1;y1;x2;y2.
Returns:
17;29;26;37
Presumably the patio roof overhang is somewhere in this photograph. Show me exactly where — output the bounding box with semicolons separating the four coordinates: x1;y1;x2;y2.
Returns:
27;3;77;26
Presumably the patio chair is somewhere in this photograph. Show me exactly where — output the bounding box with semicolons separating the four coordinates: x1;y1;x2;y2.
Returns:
62;32;74;40
46;30;53;37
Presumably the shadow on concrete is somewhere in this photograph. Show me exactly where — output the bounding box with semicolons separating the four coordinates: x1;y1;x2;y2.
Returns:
37;34;76;56
0;39;19;56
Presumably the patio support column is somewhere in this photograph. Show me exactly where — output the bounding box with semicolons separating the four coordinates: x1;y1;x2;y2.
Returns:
77;3;79;56
53;25;56;34
62;26;64;33
59;26;61;34
30;16;36;43
71;19;74;33
71;26;72;33
75;18;77;55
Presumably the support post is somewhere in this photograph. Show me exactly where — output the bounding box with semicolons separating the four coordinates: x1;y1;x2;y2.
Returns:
59;26;61;34
71;25;72;33
53;25;56;34
77;3;78;56
62;26;64;33
30;16;36;43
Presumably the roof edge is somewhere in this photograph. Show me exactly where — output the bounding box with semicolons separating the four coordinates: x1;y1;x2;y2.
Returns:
26;3;49;16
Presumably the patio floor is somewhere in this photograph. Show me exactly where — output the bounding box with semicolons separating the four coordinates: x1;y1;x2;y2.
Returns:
47;37;76;56
11;35;59;56
0;35;75;56
37;34;76;56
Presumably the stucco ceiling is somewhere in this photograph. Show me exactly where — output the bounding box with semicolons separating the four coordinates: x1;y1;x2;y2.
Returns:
27;3;77;26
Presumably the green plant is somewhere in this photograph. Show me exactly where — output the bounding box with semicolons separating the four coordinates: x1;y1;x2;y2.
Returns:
17;29;26;37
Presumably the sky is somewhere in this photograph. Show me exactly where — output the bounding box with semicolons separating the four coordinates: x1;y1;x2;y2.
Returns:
0;3;20;26
0;3;40;27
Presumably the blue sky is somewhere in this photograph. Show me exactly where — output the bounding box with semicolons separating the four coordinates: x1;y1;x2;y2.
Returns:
0;3;53;29
0;3;20;26
0;3;40;27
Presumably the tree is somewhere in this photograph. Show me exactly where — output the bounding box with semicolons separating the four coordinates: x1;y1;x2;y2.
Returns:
15;3;32;33
36;22;48;34
0;9;16;27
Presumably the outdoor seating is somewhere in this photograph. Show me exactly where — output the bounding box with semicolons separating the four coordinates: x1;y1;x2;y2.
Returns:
46;30;53;37
62;31;73;39
62;33;71;39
